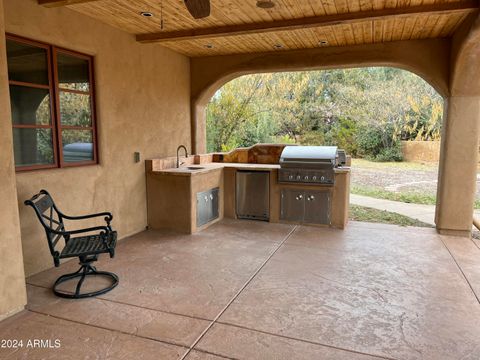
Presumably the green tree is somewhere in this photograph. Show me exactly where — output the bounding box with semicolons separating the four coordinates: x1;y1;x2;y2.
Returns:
206;74;273;152
206;67;443;160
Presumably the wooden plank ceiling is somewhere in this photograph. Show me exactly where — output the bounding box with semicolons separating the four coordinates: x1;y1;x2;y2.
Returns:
40;0;479;57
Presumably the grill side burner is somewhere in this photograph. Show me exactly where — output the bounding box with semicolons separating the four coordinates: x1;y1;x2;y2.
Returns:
278;146;338;185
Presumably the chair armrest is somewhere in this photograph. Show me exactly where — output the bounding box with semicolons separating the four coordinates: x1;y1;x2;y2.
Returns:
49;225;111;236
61;212;113;221
59;212;113;228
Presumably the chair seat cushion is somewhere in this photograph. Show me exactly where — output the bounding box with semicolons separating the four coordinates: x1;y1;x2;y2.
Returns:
60;231;117;258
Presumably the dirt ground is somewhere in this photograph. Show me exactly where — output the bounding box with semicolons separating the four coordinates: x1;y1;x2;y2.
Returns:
350;159;480;199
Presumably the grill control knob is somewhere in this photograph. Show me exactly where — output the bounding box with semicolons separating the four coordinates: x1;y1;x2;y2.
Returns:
296;175;301;180
312;176;317;181
304;175;309;180
288;175;293;180
321;176;325;181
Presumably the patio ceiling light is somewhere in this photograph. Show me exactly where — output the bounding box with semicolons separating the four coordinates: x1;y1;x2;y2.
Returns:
205;44;214;49
273;43;283;49
140;12;154;17
256;0;275;9
319;40;329;46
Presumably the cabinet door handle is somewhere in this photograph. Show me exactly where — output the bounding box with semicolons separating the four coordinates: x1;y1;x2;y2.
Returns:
298;194;303;200
210;194;213;200
204;196;209;202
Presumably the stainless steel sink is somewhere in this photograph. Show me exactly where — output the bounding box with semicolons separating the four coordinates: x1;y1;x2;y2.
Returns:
186;166;205;171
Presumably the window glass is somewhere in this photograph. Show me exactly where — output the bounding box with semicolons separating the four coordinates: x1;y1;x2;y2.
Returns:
7;36;98;170
59;91;92;126
62;130;94;162
13;128;54;167
57;53;90;91
9;85;51;125
6;40;49;85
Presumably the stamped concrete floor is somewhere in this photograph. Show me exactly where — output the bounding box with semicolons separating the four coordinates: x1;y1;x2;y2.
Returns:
1;219;480;359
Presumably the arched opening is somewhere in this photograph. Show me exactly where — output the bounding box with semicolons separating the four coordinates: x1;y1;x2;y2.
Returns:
205;67;456;227
206;67;443;152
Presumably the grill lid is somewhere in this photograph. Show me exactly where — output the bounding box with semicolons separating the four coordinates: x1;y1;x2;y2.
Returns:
280;146;337;167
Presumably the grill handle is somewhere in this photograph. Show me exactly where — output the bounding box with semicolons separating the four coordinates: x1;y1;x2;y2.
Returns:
280;160;335;168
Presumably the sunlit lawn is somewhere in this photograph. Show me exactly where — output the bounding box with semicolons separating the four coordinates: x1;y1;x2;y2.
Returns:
349;205;433;228
351;185;438;205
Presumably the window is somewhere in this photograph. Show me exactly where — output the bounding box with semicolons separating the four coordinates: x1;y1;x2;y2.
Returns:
6;35;98;171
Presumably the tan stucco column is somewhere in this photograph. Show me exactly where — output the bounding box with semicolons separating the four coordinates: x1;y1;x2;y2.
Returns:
435;96;480;236
192;101;207;154
0;0;27;320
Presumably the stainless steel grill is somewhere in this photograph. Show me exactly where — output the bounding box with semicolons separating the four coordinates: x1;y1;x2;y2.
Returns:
278;146;338;185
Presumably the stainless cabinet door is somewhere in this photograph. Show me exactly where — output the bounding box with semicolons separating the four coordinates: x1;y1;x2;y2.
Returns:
209;187;219;222
304;190;331;225
236;171;270;220
280;189;304;222
197;188;220;227
196;191;210;227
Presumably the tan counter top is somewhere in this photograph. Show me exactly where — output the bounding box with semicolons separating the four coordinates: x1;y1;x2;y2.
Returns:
150;162;224;176
150;162;280;177
149;161;350;177
333;167;350;173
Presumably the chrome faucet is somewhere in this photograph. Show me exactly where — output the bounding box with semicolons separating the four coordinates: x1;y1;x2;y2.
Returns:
176;145;188;168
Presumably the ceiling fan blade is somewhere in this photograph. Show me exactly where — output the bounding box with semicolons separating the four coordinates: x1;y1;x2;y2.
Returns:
184;0;210;19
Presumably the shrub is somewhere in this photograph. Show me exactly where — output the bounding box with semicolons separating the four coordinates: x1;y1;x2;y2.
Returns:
355;126;384;159
326;117;359;156
374;143;403;162
299;131;325;146
274;135;296;144
356;124;403;162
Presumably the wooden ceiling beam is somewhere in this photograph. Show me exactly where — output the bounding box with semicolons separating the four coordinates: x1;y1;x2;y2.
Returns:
136;1;479;43
38;0;103;7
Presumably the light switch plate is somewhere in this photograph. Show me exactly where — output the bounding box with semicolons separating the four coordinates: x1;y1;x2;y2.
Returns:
134;152;141;163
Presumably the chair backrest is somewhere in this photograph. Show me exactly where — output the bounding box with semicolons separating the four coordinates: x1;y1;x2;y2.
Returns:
24;190;65;259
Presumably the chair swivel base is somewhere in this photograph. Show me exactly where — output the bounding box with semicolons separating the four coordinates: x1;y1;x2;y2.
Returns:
53;262;119;299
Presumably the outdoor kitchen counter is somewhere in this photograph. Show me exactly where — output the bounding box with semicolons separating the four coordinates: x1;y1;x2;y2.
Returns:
149;162;280;176
146;158;351;234
150;162;350;176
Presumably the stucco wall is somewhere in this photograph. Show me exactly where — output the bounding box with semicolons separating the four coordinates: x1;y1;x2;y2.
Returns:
402;140;480;163
4;0;191;276
0;0;27;320
401;141;441;163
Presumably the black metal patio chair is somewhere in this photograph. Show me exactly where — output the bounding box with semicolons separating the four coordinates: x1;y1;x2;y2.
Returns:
25;189;119;299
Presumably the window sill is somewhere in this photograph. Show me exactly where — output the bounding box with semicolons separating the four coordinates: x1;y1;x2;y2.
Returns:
15;162;100;173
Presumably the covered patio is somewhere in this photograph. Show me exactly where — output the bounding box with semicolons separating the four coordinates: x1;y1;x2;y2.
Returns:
1;219;480;359
1;0;480;359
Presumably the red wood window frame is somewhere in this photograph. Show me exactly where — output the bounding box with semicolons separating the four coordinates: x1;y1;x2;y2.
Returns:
6;34;98;172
